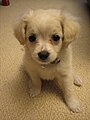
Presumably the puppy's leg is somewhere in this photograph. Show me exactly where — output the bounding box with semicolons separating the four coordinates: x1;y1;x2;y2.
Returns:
29;72;41;97
56;75;80;112
73;75;82;86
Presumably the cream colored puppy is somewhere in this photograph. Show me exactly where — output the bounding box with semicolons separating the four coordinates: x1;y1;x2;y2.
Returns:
14;9;82;112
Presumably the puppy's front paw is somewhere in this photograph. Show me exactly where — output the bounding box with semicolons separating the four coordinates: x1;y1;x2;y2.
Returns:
66;98;80;113
29;87;41;97
74;76;82;86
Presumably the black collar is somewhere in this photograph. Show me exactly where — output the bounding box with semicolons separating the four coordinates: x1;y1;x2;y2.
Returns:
41;58;60;69
50;57;61;64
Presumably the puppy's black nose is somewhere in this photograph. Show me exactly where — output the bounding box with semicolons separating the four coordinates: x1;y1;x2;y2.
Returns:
38;51;49;60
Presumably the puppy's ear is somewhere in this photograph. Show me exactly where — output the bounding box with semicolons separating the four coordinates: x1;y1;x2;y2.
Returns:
61;14;80;47
14;10;33;45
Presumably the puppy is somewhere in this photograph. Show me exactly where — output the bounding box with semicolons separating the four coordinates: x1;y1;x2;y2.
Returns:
14;9;82;112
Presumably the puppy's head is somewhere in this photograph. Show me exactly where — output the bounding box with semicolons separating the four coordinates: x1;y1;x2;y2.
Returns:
14;9;80;65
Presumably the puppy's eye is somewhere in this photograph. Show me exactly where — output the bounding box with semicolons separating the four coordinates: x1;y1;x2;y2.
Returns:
28;34;36;42
52;34;60;42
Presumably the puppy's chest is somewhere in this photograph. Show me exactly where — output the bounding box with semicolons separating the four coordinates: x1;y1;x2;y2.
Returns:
38;65;57;80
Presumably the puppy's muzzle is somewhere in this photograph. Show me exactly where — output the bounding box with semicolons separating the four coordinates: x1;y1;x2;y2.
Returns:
38;51;49;61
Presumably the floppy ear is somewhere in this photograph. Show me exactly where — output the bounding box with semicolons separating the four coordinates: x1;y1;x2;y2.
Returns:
61;14;80;47
14;10;33;45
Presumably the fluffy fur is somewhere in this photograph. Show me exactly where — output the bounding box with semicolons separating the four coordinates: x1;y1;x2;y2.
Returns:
14;9;82;112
